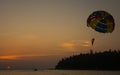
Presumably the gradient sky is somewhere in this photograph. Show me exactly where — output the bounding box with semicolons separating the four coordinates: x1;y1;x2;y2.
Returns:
0;0;120;69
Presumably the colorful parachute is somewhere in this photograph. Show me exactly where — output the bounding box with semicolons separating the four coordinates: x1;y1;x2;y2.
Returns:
87;11;115;33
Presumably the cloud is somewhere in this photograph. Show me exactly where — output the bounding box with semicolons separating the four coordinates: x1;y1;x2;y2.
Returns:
0;54;51;60
0;55;19;60
60;40;91;51
80;41;90;47
61;42;75;50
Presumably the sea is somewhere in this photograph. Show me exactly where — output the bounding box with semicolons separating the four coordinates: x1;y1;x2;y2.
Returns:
0;70;120;75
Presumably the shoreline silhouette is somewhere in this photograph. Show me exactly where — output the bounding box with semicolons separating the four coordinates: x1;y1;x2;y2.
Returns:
55;50;120;70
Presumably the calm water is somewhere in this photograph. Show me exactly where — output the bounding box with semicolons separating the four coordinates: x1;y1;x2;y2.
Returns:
0;70;120;75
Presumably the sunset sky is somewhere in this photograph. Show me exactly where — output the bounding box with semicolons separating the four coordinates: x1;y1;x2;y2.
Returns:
0;0;120;69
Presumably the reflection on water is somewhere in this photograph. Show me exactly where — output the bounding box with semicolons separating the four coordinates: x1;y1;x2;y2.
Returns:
0;70;120;75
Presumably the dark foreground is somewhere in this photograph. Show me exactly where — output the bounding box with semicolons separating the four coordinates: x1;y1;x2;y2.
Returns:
56;50;120;70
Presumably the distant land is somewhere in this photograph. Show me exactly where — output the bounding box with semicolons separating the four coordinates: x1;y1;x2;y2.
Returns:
55;50;120;70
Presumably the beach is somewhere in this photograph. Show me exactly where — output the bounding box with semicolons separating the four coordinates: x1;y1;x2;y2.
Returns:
0;70;120;75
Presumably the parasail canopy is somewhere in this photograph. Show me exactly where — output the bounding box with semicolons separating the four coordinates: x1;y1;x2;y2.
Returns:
87;10;115;33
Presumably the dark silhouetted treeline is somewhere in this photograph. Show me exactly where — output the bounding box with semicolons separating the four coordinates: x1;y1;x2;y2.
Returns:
55;50;120;70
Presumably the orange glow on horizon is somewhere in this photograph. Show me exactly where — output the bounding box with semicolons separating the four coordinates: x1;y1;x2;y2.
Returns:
0;55;18;60
0;54;55;60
